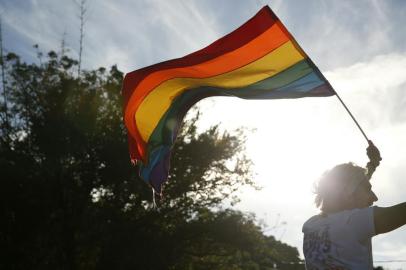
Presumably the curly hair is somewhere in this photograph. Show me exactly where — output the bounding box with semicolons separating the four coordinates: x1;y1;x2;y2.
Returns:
314;163;367;212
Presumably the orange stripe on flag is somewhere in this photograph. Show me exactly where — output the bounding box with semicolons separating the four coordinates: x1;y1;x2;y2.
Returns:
124;21;292;160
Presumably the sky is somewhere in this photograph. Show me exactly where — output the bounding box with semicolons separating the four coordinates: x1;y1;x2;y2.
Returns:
1;0;406;268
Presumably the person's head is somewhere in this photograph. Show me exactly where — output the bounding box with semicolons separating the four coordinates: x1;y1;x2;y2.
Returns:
314;163;378;213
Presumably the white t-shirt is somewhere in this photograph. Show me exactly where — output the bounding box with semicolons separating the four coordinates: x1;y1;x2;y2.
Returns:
302;207;375;270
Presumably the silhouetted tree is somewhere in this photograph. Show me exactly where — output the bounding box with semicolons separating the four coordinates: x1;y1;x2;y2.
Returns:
0;49;303;270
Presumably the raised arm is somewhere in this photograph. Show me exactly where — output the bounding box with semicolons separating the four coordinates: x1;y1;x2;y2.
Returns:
374;203;406;235
365;142;405;234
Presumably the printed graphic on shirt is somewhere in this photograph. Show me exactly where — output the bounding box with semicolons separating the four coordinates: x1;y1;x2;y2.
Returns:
303;225;349;270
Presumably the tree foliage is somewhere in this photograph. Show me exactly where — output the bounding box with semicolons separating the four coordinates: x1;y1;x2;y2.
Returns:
0;49;303;269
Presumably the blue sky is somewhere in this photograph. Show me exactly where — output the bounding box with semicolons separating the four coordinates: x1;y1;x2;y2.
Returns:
2;0;406;268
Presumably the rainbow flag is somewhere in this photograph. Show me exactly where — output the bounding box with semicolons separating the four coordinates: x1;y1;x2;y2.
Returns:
122;6;335;194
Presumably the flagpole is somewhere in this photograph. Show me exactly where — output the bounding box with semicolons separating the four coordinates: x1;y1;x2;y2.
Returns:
303;55;370;144
320;71;370;143
333;90;369;142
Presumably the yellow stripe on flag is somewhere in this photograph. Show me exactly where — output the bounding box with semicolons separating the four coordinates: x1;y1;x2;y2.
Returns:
136;41;305;142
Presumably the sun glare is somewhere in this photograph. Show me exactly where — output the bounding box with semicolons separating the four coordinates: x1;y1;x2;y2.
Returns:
246;125;319;205
197;96;368;208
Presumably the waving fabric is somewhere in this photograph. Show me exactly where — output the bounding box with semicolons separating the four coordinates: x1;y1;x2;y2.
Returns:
122;6;335;194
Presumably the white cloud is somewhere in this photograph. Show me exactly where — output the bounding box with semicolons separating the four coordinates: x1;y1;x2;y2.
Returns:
275;0;400;71
326;53;406;129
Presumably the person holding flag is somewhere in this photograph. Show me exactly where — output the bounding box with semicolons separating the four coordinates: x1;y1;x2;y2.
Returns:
303;141;406;269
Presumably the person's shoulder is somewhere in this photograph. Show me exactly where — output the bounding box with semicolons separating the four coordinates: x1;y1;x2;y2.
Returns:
302;214;324;233
302;208;374;233
345;207;374;225
322;208;373;225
